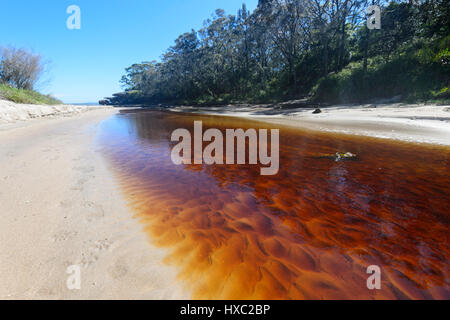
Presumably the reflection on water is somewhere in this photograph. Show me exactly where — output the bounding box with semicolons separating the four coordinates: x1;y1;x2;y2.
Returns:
97;110;450;300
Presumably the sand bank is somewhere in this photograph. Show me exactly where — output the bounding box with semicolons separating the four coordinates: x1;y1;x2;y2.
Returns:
168;103;450;146
0;106;187;299
0;99;112;124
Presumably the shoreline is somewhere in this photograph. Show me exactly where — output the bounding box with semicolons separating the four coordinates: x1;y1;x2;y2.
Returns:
0;107;188;299
0;99;112;125
165;103;450;146
4;98;448;147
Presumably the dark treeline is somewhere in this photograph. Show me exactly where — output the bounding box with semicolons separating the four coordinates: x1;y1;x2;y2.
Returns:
101;0;449;106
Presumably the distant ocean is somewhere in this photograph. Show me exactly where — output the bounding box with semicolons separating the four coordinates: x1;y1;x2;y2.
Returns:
70;102;100;106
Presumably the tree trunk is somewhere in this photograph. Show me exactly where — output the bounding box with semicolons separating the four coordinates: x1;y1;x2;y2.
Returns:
338;20;346;71
363;28;369;74
323;38;329;78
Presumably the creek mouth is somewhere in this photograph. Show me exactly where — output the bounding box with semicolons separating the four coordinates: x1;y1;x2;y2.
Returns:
97;109;450;300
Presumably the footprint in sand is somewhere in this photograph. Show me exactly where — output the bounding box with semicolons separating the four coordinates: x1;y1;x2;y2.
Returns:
73;166;95;174
52;230;78;243
107;258;128;279
92;239;112;251
70;176;94;191
59;200;73;209
82;201;105;222
80;238;112;267
80;251;99;267
72;156;86;162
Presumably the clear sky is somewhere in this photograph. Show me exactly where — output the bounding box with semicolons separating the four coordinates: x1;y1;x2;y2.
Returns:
0;0;258;103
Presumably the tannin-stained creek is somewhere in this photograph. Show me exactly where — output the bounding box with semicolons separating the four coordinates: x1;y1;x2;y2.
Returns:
97;109;449;299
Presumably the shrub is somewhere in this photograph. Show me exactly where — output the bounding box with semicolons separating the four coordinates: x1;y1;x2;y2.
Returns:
312;52;447;104
0;47;44;90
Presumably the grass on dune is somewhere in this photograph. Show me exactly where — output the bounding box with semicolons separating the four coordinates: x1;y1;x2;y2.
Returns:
0;84;62;105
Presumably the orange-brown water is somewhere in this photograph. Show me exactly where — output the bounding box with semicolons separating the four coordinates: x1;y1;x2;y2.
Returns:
97;110;450;300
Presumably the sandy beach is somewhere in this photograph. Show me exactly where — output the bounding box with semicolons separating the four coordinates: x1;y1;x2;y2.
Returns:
0;103;187;299
169;103;450;146
0;100;449;300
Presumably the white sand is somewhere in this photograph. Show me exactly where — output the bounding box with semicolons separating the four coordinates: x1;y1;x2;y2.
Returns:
0;99;112;124
169;103;450;146
0;104;188;300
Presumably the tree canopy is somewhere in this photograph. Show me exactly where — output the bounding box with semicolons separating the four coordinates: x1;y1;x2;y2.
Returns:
101;0;449;105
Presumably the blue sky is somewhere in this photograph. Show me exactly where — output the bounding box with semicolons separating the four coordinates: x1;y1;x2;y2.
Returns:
0;0;258;103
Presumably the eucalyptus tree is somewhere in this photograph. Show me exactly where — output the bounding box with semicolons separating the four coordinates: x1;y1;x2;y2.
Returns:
265;0;308;86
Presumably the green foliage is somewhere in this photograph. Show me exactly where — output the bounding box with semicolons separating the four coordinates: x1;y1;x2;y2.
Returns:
313;1;449;104
314;51;448;104
102;0;450;106
0;84;62;105
430;87;450;100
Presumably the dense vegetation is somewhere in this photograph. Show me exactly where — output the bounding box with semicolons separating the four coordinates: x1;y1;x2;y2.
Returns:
0;46;61;105
102;0;449;106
